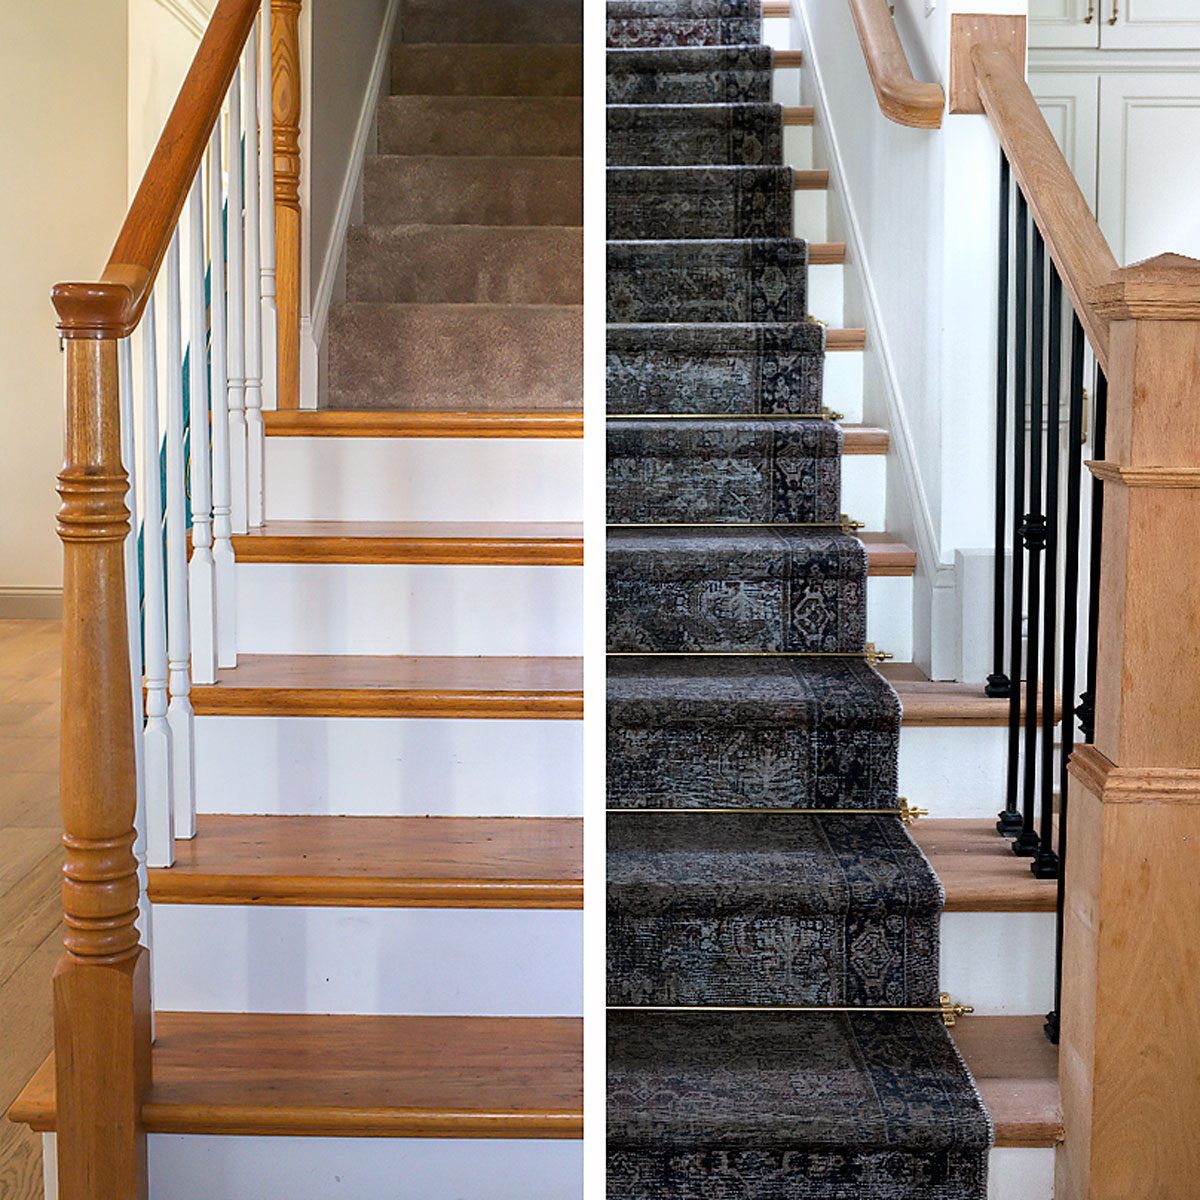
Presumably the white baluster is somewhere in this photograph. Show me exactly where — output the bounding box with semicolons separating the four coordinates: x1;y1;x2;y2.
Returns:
208;127;238;669
140;293;175;868
244;24;265;528
117;337;154;964
226;66;249;535
260;1;279;413
188;171;217;685
165;231;197;842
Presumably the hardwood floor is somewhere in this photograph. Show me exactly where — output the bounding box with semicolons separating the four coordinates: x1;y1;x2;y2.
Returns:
0;620;61;1200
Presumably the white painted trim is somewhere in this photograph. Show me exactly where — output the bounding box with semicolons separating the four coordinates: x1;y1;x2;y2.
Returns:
0;587;63;619
153;0;213;39
791;2;958;671
310;0;402;351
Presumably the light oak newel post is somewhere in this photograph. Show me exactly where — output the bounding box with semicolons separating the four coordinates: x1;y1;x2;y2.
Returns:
272;0;302;409
51;288;152;1200
1057;254;1200;1200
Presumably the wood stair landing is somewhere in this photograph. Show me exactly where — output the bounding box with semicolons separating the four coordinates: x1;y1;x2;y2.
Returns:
149;815;582;909
229;520;583;565
190;655;583;719
912;819;1057;913
8;1012;582;1139
263;409;583;439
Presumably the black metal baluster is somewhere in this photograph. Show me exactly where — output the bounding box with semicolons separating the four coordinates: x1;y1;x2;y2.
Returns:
1044;313;1088;1046
1001;192;1030;838
1076;369;1108;745
1032;265;1063;879
989;152;1014;702
1015;225;1047;858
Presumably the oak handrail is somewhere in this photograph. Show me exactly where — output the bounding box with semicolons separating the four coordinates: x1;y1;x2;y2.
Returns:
847;0;944;130
971;43;1116;373
52;0;261;339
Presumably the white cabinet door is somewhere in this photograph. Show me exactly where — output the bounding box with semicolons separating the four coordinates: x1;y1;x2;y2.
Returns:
1097;72;1200;262
1031;72;1101;209
1100;1;1200;50
1030;0;1101;48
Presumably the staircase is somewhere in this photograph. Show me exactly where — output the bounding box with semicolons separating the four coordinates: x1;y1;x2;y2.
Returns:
8;1;583;1195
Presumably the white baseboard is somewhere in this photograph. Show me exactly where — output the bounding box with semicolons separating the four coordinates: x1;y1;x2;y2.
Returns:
0;587;63;619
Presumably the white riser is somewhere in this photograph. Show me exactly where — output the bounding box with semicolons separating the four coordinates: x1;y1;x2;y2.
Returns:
145;1136;581;1200
772;65;801;106
265;438;583;523
195;716;582;817
783;123;814;171
899;726;1009;818
793;188;827;242
808;262;844;326
843;451;884;529
825;351;863;423
868;575;913;662
942;911;1056;1017
235;563;583;656
41;1137;1049;1200
152;905;582;1016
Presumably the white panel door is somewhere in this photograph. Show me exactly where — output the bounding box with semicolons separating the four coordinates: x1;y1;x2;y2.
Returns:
1032;71;1101;209
1029;0;1101;48
1100;0;1200;49
1097;72;1200;263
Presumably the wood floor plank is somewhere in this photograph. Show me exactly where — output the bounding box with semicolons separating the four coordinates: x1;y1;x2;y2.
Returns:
913;819;1057;913
10;1012;583;1139
149;815;583;909
953;1016;1062;1148
0;1121;43;1200
190;655;584;719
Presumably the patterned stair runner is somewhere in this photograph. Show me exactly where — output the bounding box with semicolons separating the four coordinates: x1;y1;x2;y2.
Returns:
605;3;993;1197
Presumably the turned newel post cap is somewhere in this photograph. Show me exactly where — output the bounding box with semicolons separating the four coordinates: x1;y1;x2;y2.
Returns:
1090;253;1200;322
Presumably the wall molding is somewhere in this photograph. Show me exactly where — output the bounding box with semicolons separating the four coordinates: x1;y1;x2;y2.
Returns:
154;0;214;39
0;587;64;620
310;0;402;355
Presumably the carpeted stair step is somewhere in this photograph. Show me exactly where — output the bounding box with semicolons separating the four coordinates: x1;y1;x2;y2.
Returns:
398;0;583;45
379;96;584;157
392;44;583;98
347;225;582;305
608;239;808;323
326;303;581;411
607;46;773;104
607;526;867;653
607;102;783;166
607;655;900;810
606;0;762;48
607;416;842;523
608;1010;992;1198
607;166;793;240
364;155;582;226
608;811;943;1006
607;321;825;414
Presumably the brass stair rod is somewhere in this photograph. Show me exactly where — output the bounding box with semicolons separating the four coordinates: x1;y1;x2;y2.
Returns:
610;994;975;1027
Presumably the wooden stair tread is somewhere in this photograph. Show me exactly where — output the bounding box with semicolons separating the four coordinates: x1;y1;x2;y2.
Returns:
229;520;583;565
149;815;582;908
263;410;582;439
953;1016;1062;1148
793;168;828;190
190;655;583;719
8;1012;582;1138
858;532;916;577
827;327;866;351
882;664;1063;727
841;424;888;454
810;242;846;265
775;53;805;72
913;819;1057;913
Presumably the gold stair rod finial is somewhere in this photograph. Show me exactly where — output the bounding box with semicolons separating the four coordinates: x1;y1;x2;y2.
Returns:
841;514;866;533
939;993;975;1028
899;797;929;825
865;642;894;665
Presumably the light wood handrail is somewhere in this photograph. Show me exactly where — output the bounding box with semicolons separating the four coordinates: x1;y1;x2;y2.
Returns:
52;0;261;339
971;42;1117;373
847;0;944;130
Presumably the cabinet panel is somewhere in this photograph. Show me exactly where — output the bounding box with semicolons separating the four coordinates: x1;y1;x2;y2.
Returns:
1097;73;1200;262
1030;0;1101;49
1031;72;1101;209
1100;1;1200;49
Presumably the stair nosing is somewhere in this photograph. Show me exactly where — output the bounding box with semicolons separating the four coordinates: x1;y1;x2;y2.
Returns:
262;410;583;439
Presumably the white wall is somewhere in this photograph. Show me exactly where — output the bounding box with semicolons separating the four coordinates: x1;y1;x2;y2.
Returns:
0;3;129;608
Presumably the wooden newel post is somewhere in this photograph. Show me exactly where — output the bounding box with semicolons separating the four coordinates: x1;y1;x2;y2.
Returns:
51;286;152;1200
272;0;302;410
1057;254;1200;1200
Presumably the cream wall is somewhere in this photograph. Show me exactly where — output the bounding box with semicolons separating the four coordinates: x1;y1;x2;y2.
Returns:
0;1;129;608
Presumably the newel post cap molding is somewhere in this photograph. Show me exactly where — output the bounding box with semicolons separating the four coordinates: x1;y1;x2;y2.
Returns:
1089;253;1200;322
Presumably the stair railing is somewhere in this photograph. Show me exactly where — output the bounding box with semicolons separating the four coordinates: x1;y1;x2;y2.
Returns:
48;1;300;1194
962;35;1200;1197
846;0;944;129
